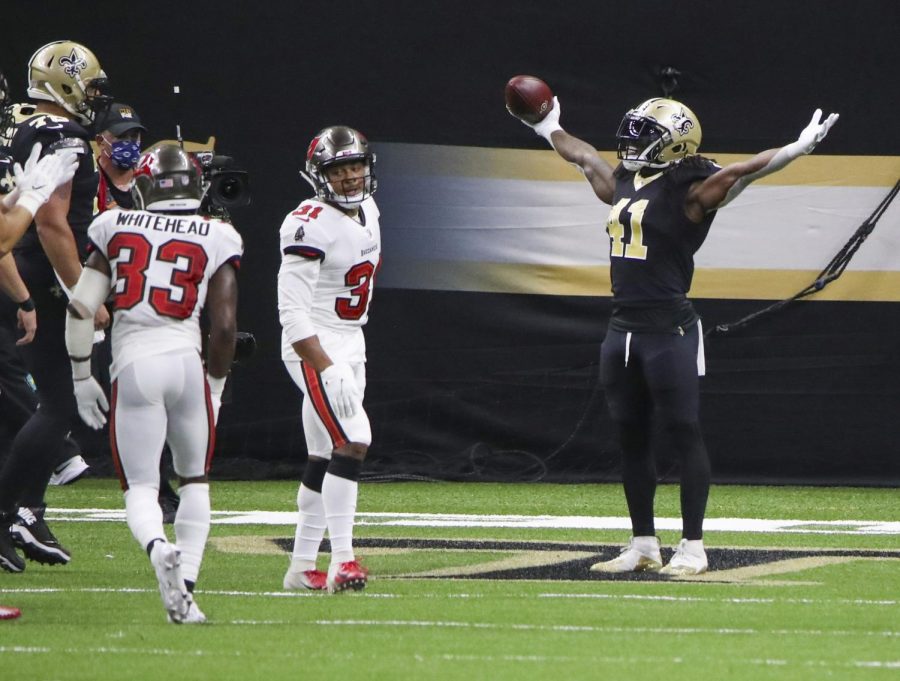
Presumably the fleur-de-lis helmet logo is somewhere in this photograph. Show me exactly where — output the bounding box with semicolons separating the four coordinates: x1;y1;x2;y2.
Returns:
58;49;87;78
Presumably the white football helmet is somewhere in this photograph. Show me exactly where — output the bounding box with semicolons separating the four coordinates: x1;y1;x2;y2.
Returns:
616;98;702;171
303;126;376;208
27;40;107;126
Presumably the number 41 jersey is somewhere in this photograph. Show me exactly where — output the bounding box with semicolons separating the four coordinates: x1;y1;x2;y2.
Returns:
88;208;243;379
277;197;381;363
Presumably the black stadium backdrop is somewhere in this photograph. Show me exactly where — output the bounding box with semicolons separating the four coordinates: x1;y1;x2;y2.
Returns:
3;1;899;485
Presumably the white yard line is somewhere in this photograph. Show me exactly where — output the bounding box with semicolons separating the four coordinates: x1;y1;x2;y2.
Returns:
44;508;900;535
0;645;894;670
1;586;895;608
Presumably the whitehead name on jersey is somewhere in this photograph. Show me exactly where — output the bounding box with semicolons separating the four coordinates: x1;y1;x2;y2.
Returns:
88;208;243;378
278;198;381;363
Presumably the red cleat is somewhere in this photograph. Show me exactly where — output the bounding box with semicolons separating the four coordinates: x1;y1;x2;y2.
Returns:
283;568;327;591
0;605;22;620
327;560;368;594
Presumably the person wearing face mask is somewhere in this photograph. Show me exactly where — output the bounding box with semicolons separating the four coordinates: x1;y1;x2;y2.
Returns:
94;102;146;212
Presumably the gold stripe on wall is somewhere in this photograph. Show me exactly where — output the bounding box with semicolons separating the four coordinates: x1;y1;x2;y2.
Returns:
385;259;900;302
391;143;900;187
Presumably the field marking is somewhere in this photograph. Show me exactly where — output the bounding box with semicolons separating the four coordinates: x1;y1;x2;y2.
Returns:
314;618;900;638
1;645;895;670
2;586;895;608
46;508;900;535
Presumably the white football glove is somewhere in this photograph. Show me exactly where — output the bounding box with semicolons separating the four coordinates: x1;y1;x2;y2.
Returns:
792;108;840;156
0;142;42;209
321;363;361;419
73;377;109;430
531;96;562;140
14;148;80;217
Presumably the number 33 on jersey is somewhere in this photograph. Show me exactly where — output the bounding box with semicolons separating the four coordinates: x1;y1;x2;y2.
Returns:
87;208;243;378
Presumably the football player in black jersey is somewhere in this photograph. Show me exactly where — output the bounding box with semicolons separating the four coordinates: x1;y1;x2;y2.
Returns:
513;94;838;575
0;41;112;571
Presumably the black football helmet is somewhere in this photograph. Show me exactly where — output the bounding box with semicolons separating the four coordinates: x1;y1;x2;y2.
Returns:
302;126;376;207
132;144;203;212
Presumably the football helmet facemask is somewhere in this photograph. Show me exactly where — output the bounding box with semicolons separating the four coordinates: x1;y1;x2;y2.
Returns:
27;40;107;126
0;69;13;147
132;144;203;212
616;98;702;171
302;126;376;208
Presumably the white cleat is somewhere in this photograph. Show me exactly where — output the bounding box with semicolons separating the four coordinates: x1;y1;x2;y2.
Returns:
590;536;662;573
660;539;708;576
49;455;90;486
150;541;189;623
177;597;207;624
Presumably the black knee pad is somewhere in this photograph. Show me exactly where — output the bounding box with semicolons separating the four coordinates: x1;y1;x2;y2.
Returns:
301;457;329;493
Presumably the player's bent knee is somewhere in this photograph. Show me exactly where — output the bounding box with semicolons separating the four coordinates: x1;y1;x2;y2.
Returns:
177;474;209;487
334;442;368;461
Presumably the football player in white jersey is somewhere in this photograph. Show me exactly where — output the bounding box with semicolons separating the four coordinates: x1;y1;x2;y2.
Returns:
64;144;242;623
278;126;381;594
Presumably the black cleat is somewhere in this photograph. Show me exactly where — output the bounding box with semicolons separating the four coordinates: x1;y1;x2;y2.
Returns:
10;506;71;565
0;518;26;573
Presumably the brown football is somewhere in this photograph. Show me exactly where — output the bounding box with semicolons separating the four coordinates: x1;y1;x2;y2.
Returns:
504;75;554;124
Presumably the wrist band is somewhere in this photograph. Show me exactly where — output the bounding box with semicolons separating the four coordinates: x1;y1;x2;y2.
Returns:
17;297;35;312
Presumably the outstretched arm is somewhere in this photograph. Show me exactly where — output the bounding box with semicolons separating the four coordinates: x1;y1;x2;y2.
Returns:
512;97;616;205
685;109;839;221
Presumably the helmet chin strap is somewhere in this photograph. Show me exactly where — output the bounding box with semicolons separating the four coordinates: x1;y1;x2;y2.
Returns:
325;176;369;208
623;135;672;172
43;82;92;125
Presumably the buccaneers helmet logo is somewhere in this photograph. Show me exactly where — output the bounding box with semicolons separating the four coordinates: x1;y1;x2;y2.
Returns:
58;49;88;78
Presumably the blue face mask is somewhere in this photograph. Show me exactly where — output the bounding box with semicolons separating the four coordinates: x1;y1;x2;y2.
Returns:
109;139;141;169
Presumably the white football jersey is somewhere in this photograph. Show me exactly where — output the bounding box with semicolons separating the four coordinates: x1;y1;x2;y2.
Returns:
278;197;381;362
88;207;243;378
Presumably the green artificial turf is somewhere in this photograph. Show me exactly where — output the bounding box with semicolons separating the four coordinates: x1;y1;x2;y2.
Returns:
1;479;897;680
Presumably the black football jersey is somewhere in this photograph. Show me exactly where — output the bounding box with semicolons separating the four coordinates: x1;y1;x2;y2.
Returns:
9;112;98;258
0;148;13;196
606;156;719;332
97;165;135;212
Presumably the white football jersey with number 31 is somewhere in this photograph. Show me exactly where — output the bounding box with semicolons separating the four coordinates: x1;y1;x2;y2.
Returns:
277;197;381;363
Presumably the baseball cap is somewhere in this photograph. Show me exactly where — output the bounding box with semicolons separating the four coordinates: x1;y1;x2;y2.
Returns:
96;102;147;136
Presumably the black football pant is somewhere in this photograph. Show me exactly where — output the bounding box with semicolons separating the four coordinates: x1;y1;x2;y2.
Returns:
600;325;710;540
0;306;81;472
0;256;75;515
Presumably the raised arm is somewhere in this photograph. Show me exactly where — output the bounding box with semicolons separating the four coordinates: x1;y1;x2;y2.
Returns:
685;109;839;221
513;97;616;205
